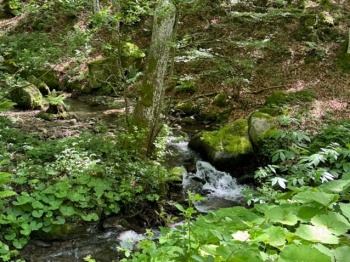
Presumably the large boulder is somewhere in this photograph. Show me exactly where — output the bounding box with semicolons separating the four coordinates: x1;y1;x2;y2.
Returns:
248;111;276;147
27;75;51;96
188;119;254;174
87;57;120;93
9;82;43;110
87;42;145;94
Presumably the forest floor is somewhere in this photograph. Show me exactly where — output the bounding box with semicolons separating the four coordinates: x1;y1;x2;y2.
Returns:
1;1;350;137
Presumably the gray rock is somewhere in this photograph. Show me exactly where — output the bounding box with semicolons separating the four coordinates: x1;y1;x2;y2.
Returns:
248;111;276;146
9;82;43;110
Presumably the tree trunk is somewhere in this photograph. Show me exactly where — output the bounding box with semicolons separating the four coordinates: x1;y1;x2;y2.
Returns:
132;0;176;156
92;0;101;13
347;28;350;54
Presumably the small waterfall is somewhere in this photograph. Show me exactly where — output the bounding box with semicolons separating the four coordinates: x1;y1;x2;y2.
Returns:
183;161;247;212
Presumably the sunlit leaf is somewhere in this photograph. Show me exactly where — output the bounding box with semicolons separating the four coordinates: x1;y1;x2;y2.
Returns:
231;230;250;242
293;191;338;207
311;212;350;236
265;206;299;226
295;224;338;244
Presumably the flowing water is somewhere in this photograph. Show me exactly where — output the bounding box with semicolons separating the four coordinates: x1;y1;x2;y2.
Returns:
167;138;247;212
19;102;248;261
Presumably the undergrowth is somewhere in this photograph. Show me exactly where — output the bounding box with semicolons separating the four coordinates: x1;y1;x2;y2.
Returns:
0;117;180;261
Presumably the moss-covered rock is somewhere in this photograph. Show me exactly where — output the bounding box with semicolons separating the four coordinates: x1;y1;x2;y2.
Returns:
289;89;317;102
27;75;51;96
9;83;43;110
32;222;98;241
265;89;316;106
248;111;277;146
265;91;288;105
87;57;120;93
188;119;254;174
120;42;146;73
30;68;61;90
35;111;57;121
212;93;227;107
174;80;197;95
121;42;146;59
175;101;200;115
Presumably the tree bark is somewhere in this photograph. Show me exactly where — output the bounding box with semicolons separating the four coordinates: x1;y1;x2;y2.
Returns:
347;28;350;54
132;0;176;156
92;0;101;13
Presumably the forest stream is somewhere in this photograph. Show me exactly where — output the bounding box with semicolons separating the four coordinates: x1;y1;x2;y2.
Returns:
12;96;247;262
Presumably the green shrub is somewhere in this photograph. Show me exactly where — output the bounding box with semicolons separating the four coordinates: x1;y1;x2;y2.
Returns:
310;120;350;153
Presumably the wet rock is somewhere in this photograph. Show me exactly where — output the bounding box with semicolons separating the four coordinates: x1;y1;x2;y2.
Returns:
181;116;197;125
32;222;99;241
189;119;254;174
22;228;121;262
102;217;129;230
248;111;276;147
9;82;43;110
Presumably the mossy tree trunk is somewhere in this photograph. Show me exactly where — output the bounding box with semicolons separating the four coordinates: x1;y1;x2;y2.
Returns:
132;0;176;156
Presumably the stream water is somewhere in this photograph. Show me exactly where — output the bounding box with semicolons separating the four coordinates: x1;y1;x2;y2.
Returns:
20;97;247;261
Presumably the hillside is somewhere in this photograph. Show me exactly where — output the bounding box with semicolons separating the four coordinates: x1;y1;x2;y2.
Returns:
0;0;349;132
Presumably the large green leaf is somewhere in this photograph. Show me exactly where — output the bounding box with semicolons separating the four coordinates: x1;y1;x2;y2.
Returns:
263;226;286;247
318;179;350;194
265;206;299;225
297;206;320;222
333;246;350;262
292;191;338;207
295;224;338;244
278;244;332;262
311;212;350;236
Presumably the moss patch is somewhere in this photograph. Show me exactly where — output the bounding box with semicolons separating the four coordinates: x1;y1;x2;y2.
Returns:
202;119;253;155
289;89;317;103
265;91;288;105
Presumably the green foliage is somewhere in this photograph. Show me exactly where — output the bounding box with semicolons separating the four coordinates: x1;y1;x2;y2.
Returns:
121;180;350;261
254;122;350;196
310;120;350;152
174;80;196;94
0;98;16;112
265;90;316;106
43;91;67;107
0;172;17;200
259;126;311;159
0;117;174;260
